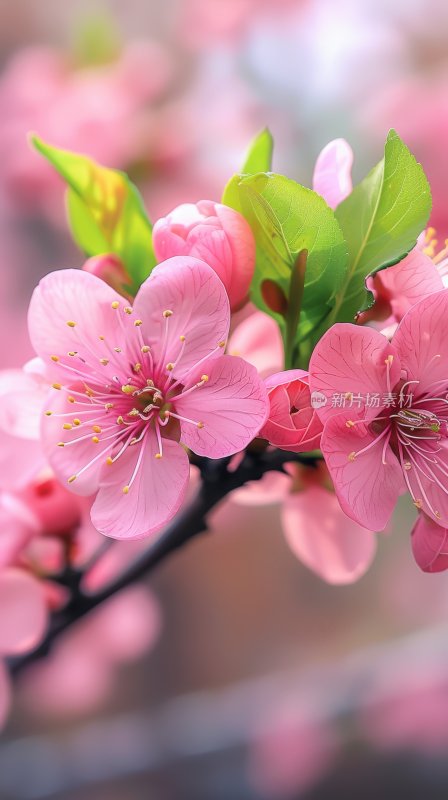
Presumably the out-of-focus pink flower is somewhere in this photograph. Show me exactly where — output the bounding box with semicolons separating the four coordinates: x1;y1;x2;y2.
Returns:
260;370;323;452
153;201;255;310
29;259;268;540
411;514;448;573
312;138;443;325
82;254;131;298
309;290;448;532
0;42;172;215
248;706;338;798
20;585;160;719
0;568;48;727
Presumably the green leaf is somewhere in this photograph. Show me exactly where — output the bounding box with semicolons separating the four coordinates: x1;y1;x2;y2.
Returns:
241;128;273;174
333;129;432;322
221;129;273;209
233;172;349;353
31;136;156;293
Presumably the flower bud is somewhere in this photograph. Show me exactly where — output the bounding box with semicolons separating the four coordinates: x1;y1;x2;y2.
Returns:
82;254;130;297
152;200;255;310
260;370;323;452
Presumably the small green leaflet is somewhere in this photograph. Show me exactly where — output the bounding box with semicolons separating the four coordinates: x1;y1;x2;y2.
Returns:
221;128;273;210
332;129;432;322
31;136;156;293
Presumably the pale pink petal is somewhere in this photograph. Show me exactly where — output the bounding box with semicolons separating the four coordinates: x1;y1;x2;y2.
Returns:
215;203;256;308
0;569;47;655
312;139;353;209
227;310;283;376
232;470;292;507
411;514;448;573
392;289;448;391
309;324;401;423
321;411;404;530
176;355;269;458
374;248;443;321
28;269;124;372
91;430;189;540
282;485;377;584
133;256;230;381
0;369;47;489
41;386;105;496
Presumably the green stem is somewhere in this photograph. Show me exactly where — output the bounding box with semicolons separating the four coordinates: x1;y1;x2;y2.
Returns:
284;249;308;369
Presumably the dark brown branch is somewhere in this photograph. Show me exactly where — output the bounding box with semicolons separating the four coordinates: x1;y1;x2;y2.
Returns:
10;448;320;677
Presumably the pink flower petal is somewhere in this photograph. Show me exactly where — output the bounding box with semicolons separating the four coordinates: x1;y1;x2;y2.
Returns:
403;440;448;529
133;256;230;381
374;248;443;322
392;289;448;391
28;269;124;373
0;569;47;655
411;514;448;573
0;369;47;489
309;324;401;424
312;139;353;209
282;485;377;584
321;411;404;530
41;386;104;496
227;310;283;376
91;430;190;540
176;355;269;458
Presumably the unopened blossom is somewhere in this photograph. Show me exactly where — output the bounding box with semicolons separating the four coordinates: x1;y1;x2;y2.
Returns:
82;254;131;298
152;201;255;310
309;289;448;531
29;257;268;540
313;138;443;325
260;370;323;452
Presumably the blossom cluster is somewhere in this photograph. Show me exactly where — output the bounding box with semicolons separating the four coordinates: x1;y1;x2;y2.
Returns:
0;125;447;729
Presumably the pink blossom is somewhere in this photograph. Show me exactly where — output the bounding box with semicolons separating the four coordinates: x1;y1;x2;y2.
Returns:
29;258;269;540
309;289;448;531
260;370;323;452
152;201;255;310
313;139;443;325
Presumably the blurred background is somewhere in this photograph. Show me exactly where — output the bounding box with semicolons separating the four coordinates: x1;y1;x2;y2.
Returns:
1;0;448;798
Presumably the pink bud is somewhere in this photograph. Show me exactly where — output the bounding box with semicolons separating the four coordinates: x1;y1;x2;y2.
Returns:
17;475;82;538
152;200;255;310
82;254;130;296
260;370;323;452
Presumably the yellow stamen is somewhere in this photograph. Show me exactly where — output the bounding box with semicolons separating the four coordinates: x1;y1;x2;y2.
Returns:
218;340;226;348
111;301;119;310
57;442;65;447
121;385;135;395
66;321;76;328
63;423;72;430
123;485;130;494
197;422;204;429
92;436;100;443
117;415;124;424
68;396;75;403
348;451;356;462
92;425;102;433
51;355;59;362
155;453;163;459
345;420;355;428
114;347;122;353
106;457;113;466
68;351;77;357
163;309;173;318
133;363;142;372
179;335;186;342
134;319;143;327
413;499;423;509
141;345;150;353
73;419;81;426
166;362;174;371
201;374;209;382
52;383;62;390
124;306;133;315
105;403;114;410
100;358;109;366
68;475;77;484
45;410;52;416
